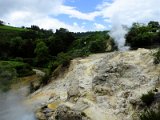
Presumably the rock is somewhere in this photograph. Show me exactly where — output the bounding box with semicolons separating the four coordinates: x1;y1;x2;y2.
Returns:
36;111;47;120
55;105;89;120
94;85;113;96
72;99;89;111
67;86;80;99
31;49;160;120
43;108;54;114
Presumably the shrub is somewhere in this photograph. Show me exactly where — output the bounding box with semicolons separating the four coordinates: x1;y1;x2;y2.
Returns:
0;67;17;92
140;91;155;106
88;40;106;53
34;41;49;66
29;82;35;93
153;48;160;64
40;72;50;86
0;61;35;77
29;81;40;93
125;22;160;49
56;52;71;67
48;61;59;72
0;20;4;25
140;107;160;120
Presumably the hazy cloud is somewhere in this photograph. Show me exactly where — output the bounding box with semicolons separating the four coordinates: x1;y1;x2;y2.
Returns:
0;0;101;31
99;0;160;25
59;5;101;21
97;0;160;49
1;0;160;32
0;92;35;120
94;23;105;30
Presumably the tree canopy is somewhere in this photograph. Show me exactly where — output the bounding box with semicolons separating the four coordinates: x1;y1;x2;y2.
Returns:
125;21;160;49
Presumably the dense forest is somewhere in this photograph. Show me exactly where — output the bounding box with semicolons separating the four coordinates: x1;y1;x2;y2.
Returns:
0;20;159;92
0;20;117;91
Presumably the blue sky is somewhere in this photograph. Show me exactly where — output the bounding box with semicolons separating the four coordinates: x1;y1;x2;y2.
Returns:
55;0;112;31
64;0;102;12
0;0;160;32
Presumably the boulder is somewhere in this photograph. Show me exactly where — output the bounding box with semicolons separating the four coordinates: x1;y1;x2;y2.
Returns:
55;105;89;120
36;111;47;120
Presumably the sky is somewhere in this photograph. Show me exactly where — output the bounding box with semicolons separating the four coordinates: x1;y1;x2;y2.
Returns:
0;0;160;32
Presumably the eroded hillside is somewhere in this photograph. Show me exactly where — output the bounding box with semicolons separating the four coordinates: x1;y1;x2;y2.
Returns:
28;49;160;120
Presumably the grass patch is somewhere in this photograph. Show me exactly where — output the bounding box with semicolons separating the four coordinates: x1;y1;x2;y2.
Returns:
0;61;35;77
0;25;27;31
0;60;35;92
140;106;160;120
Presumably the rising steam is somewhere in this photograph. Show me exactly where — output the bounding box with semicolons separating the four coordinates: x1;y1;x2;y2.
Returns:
0;92;36;120
109;15;130;51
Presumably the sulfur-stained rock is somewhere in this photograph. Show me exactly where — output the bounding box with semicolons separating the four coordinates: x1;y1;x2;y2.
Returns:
55;105;89;120
31;49;160;120
36;111;47;120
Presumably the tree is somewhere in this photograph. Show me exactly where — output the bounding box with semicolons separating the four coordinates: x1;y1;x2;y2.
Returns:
89;40;106;53
148;21;160;29
34;41;49;65
10;37;23;57
31;25;40;31
125;21;160;49
0;20;4;25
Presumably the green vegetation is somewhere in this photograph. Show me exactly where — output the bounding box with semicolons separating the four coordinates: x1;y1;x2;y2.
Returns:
125;21;160;49
0;25;27;31
69;31;116;57
140;91;155;106
0;20;159;91
153;48;160;64
0;22;116;88
0;61;34;77
34;41;49;66
0;61;35;91
0;66;17;92
140;106;160;120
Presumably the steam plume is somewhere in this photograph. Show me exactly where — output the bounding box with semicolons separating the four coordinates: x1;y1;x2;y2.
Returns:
0;92;36;120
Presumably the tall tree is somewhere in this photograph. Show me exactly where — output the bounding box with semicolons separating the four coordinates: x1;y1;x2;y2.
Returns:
34;41;49;65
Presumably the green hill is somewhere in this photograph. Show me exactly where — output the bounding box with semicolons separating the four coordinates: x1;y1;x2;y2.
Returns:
0;25;27;31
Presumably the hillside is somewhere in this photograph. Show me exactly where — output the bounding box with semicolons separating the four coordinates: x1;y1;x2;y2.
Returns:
27;48;160;120
0;25;27;40
0;22;159;120
0;25;27;31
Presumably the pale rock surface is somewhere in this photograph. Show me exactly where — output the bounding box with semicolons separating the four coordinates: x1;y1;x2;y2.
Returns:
28;49;160;120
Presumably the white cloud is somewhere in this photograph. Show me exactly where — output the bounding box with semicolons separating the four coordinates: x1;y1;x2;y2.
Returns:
97;0;160;49
0;0;64;17
58;5;101;21
94;23;105;30
2;0;159;33
0;0;91;32
99;0;160;25
4;13;86;32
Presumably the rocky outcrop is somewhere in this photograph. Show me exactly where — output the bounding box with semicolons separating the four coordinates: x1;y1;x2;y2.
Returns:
35;101;90;120
55;105;89;120
29;49;160;120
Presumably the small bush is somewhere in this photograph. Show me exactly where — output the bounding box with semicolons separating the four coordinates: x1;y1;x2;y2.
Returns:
140;107;160;120
153;48;160;64
141;91;155;106
29;81;40;93
88;40;106;53
56;52;71;67
40;73;50;86
29;82;35;93
0;67;17;92
0;61;35;77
